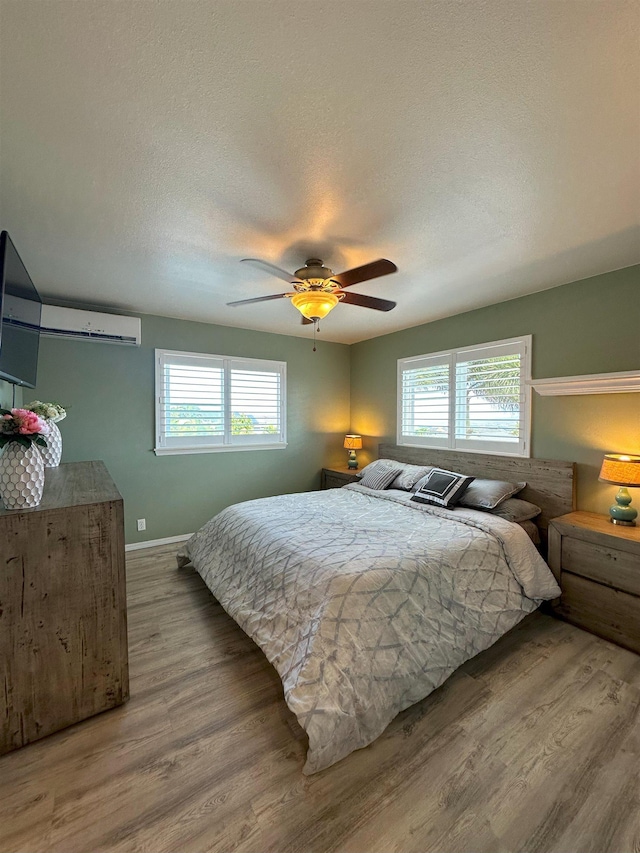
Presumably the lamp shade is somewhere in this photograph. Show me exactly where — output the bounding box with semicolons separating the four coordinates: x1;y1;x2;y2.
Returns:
343;434;363;450
599;454;640;486
291;291;339;321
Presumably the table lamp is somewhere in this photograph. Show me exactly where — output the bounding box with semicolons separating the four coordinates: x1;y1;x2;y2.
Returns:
343;434;363;469
598;453;640;526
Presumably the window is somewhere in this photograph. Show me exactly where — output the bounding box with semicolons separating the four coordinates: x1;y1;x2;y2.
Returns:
155;349;286;455
398;336;531;457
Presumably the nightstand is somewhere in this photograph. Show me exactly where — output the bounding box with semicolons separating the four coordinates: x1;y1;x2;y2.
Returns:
548;511;640;654
321;467;361;490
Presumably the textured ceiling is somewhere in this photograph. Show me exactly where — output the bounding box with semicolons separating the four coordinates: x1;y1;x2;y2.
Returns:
0;1;638;344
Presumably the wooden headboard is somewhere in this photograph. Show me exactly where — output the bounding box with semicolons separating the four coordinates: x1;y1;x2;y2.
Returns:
379;443;576;549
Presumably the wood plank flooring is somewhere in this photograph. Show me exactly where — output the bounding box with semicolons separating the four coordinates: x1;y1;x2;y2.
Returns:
1;543;639;853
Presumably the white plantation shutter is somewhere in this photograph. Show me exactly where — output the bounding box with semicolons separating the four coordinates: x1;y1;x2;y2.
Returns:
229;363;282;442
454;339;528;454
398;353;451;447
398;336;531;457
155;350;286;454
158;351;225;449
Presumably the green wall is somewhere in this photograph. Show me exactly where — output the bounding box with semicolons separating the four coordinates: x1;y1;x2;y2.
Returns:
32;315;350;543
27;264;640;542
350;264;640;516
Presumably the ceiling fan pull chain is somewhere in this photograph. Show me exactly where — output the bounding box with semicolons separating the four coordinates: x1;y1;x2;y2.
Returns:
313;319;317;352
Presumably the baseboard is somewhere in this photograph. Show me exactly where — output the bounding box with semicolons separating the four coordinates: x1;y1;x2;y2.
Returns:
125;533;193;552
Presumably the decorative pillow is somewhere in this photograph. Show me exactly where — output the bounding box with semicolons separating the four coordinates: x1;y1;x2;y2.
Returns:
359;463;402;491
459;479;526;510
392;464;434;491
490;497;542;523
410;468;475;508
356;459;398;479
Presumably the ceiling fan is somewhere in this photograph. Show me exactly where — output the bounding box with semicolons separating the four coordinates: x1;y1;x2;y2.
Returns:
228;257;398;330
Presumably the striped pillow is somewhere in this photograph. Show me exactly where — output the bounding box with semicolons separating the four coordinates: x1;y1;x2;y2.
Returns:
356;459;398;479
359;463;402;491
411;468;475;508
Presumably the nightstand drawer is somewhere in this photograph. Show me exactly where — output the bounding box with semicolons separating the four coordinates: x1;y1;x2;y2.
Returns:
558;573;640;655
562;535;640;596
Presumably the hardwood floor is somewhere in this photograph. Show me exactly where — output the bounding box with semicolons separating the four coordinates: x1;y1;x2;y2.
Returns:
1;543;639;853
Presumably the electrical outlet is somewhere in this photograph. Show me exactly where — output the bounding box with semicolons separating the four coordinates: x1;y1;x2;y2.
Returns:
137;518;146;532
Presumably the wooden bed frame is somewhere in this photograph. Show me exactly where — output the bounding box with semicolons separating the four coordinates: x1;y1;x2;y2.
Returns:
378;443;576;552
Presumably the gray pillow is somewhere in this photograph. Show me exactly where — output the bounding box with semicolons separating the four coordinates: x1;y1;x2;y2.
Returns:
411;468;475;508
393;464;434;491
359;463;402;490
518;519;541;545
459;479;526;510
490;497;542;523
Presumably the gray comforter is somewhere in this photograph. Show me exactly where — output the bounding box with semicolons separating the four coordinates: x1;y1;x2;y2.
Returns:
177;484;560;774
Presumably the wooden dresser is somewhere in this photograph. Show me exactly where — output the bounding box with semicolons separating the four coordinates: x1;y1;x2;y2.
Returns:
548;511;640;655
0;461;129;754
321;467;361;490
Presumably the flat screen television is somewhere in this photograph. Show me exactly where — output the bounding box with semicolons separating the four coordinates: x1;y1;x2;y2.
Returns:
0;231;42;388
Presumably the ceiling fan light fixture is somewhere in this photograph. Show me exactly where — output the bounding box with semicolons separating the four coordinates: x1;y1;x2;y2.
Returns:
233;257;398;327
291;291;339;321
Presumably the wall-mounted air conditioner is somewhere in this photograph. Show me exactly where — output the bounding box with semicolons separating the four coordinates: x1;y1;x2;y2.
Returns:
40;305;141;346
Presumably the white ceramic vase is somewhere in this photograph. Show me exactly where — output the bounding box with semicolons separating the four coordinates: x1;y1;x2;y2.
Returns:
40;419;62;468
0;442;46;509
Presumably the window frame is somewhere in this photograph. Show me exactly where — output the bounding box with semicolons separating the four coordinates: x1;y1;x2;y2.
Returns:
397;335;532;458
154;348;287;456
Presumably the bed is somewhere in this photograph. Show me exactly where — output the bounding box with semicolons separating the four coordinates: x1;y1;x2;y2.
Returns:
177;445;576;774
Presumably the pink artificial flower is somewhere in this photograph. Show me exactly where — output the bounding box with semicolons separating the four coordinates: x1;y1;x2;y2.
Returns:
10;408;46;435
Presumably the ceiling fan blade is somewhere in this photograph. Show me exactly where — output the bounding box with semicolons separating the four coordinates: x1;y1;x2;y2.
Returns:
330;259;397;289
340;291;396;312
227;293;293;307
240;258;301;284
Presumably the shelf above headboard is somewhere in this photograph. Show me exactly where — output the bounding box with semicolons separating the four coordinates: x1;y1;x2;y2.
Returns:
529;369;640;396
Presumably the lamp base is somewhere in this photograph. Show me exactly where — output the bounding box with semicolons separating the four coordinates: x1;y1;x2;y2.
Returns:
608;487;637;526
347;450;358;470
